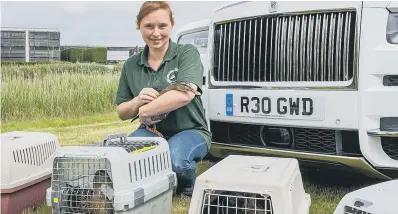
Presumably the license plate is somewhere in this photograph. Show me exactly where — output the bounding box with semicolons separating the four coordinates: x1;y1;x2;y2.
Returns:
225;93;324;121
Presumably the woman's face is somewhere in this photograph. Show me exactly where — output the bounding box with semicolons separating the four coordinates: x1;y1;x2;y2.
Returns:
139;9;174;51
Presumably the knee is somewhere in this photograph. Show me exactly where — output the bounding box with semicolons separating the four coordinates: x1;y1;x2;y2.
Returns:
171;158;191;174
128;128;158;137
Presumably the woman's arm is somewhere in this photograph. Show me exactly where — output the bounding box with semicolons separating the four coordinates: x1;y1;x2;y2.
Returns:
115;63;138;121
117;87;160;120
138;83;197;117
116;96;143;120
115;62;160;121
139;44;203;119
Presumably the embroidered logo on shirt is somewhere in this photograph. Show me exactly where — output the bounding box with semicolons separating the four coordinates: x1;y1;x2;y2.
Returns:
166;68;178;83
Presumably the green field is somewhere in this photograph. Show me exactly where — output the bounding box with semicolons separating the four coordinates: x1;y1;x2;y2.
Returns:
1;63;380;214
1;62;122;122
3;113;368;214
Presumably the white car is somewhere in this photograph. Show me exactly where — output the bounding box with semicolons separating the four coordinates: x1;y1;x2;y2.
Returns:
201;1;398;180
174;19;211;127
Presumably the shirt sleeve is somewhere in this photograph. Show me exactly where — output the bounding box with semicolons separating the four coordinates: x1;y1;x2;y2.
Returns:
115;63;134;105
176;44;204;95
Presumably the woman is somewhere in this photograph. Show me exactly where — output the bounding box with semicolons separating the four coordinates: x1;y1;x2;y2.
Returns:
115;1;211;198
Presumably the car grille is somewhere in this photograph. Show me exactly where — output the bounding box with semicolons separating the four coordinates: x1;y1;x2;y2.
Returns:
211;121;338;154
212;10;357;85
381;137;398;160
228;123;263;147
294;128;336;154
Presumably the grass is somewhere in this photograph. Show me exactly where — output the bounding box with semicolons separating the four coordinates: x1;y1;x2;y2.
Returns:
3;113;378;214
1;62;380;213
1;62;122;122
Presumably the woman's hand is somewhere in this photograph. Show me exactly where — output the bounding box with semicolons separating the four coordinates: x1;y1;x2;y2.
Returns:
137;88;159;106
139;116;160;125
138;109;161;125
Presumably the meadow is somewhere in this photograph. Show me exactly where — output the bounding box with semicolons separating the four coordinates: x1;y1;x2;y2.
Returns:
1;62;377;214
1;62;122;122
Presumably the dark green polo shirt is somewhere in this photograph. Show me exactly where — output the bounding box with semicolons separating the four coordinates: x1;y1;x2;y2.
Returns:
115;41;212;148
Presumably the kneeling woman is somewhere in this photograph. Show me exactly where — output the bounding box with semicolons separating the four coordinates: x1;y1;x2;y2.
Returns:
114;1;211;198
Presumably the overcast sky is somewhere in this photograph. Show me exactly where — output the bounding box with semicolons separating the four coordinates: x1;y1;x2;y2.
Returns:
1;1;227;47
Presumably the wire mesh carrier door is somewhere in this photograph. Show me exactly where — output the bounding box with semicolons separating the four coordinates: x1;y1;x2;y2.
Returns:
201;190;274;214
46;133;177;214
188;155;311;214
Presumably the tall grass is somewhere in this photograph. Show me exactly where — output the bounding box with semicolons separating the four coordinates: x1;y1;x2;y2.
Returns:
1;62;124;122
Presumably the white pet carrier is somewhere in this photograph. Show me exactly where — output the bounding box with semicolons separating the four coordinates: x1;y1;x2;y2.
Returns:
1;131;60;214
46;133;177;214
333;179;398;214
188;155;311;214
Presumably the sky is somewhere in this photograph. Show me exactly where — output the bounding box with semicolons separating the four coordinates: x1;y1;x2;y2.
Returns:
1;1;227;47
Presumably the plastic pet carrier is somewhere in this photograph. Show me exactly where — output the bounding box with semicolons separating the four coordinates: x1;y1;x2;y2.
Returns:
188;155;311;214
333;179;398;214
46;133;177;214
1;131;60;214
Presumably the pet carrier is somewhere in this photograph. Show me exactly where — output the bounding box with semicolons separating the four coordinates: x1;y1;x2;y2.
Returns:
333;179;398;214
46;133;177;214
188;155;311;214
1;131;60;214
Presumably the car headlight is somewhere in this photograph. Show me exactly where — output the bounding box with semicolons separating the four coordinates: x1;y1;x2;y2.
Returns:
387;12;398;44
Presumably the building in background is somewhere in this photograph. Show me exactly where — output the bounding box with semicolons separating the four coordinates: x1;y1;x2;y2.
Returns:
106;46;131;63
106;46;144;63
1;27;61;62
60;45;143;64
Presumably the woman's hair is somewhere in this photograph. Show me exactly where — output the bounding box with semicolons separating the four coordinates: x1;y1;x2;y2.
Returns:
136;1;174;29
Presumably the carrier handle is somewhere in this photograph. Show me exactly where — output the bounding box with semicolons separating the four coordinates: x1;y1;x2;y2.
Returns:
103;133;127;146
250;164;270;173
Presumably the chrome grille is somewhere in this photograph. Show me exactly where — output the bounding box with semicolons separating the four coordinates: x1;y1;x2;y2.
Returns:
212;10;357;85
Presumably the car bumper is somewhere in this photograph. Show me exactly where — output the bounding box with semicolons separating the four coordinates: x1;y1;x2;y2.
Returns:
209;142;391;180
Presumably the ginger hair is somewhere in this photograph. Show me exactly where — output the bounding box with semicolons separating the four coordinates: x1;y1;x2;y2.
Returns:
136;1;174;29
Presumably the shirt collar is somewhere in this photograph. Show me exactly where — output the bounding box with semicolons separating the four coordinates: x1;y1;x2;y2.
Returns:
138;39;178;67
